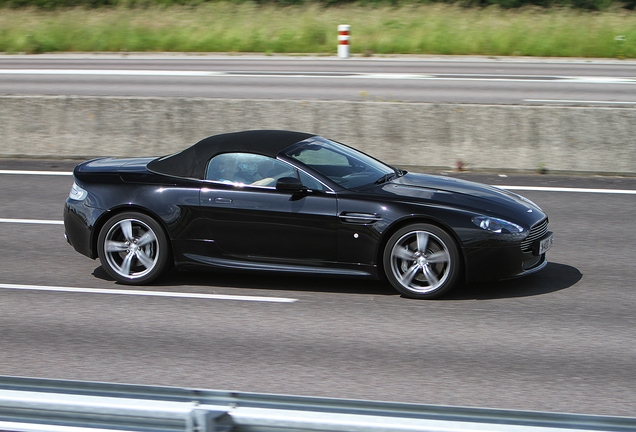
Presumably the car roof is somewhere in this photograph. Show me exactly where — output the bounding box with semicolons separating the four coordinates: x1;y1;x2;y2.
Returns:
147;130;316;179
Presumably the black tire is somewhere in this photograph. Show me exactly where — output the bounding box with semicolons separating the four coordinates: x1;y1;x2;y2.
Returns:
97;212;171;285
383;223;462;299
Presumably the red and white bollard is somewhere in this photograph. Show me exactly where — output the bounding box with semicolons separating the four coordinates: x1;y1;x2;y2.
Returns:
338;25;350;59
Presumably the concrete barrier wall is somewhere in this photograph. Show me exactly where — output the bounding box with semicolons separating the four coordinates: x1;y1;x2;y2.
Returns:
1;95;635;175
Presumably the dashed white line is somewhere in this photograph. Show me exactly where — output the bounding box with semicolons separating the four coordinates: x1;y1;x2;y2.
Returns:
0;170;73;175
0;218;64;225
525;99;636;104
0;69;225;77
563;76;636;84
2;69;635;84
499;185;636;194
0;283;298;303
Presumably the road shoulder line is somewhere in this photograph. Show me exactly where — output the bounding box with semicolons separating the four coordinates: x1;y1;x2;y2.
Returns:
0;283;298;303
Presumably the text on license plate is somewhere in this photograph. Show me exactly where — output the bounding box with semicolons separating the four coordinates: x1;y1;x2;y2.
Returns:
538;233;554;255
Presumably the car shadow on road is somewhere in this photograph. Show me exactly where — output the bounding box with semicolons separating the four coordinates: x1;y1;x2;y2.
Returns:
444;262;582;300
92;265;398;296
93;262;580;300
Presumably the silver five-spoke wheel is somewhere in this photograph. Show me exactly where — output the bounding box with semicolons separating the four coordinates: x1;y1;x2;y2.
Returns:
383;223;461;299
98;212;170;284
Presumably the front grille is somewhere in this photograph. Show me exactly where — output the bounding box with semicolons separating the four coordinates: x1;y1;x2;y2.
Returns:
521;219;549;253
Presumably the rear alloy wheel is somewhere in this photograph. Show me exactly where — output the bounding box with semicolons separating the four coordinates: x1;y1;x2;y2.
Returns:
383;223;461;299
97;212;170;285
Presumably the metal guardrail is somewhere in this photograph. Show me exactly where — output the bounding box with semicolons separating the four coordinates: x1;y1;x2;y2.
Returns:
1;375;636;432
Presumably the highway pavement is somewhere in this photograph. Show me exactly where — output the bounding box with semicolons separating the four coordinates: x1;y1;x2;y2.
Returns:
0;159;635;417
1;55;636;105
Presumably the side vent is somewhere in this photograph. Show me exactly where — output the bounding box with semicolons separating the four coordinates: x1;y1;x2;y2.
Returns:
339;212;382;224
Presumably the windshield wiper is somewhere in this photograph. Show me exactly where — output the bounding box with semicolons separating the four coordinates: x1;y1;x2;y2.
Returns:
375;167;407;185
375;172;397;184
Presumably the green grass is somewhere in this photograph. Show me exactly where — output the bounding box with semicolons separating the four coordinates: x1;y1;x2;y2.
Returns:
0;2;635;57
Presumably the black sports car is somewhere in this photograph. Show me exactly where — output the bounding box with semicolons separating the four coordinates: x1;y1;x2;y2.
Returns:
64;130;553;299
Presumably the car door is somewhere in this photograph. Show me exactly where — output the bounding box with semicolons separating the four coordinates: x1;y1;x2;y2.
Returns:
199;153;338;266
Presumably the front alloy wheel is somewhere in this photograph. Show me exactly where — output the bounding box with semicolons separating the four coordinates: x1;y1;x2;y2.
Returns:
383;223;461;299
97;212;170;284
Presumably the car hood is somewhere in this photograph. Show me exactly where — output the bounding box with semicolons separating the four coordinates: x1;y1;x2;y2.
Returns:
381;173;544;224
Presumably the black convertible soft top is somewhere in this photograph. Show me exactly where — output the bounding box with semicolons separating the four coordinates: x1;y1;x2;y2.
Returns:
147;130;315;179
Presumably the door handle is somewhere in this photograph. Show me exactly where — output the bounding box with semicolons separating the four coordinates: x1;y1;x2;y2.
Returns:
210;197;233;204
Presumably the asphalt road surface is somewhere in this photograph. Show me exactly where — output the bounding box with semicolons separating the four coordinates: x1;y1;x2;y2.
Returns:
0;158;635;418
1;55;636;105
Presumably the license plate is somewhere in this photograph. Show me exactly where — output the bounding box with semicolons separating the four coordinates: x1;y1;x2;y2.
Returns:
537;233;554;255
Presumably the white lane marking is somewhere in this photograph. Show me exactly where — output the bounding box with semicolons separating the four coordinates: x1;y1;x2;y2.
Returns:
1;69;635;84
1;55;632;65
525;99;636;104
0;170;73;175
0;421;131;432
563;76;636;84
0;283;298;303
359;73;435;79
498;185;636;194
0;69;225;77
0;218;64;225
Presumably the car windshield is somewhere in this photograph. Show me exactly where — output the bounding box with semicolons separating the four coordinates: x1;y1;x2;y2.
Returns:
282;137;398;190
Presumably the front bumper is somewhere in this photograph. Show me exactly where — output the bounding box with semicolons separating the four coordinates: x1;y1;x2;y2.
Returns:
463;237;551;284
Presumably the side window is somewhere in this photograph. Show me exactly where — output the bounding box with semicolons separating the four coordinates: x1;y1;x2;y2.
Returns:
206;153;296;188
298;170;329;192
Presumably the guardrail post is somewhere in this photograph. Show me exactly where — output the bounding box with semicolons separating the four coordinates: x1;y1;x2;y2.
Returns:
188;407;229;432
338;25;351;58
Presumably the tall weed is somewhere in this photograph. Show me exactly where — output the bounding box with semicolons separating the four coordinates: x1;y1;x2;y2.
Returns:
0;3;634;57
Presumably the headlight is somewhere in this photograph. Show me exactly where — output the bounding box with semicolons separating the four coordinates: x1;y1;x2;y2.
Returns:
472;216;525;234
69;182;88;201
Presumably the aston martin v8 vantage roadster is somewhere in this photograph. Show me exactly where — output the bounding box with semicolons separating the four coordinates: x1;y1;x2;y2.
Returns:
64;130;553;299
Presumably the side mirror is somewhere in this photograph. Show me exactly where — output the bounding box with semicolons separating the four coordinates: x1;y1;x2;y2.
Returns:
276;177;306;192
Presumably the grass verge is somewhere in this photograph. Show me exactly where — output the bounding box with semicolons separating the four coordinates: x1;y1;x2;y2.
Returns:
0;2;635;57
